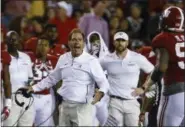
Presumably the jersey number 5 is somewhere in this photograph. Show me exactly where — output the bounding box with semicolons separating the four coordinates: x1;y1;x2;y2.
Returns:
175;42;185;69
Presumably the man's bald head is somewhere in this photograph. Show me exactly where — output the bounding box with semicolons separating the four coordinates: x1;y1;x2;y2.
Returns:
6;31;19;41
6;31;19;51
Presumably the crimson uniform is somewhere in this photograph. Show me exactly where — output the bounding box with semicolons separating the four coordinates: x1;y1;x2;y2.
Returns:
151;6;184;126
27;52;58;126
152;32;184;85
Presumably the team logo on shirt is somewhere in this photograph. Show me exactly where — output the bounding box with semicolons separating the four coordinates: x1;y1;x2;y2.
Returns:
128;61;135;66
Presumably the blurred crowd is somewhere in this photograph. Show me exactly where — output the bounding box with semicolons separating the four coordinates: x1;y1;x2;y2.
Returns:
1;0;184;55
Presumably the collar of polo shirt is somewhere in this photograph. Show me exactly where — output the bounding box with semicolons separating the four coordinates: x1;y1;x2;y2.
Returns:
10;51;21;59
113;49;131;60
70;50;86;60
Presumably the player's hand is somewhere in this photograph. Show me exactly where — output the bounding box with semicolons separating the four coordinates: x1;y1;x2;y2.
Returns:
17;86;34;98
139;112;145;123
92;91;104;105
131;87;145;97
27;86;34;94
1;107;10;121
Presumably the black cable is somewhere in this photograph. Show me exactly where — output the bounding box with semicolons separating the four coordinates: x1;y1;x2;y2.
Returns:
12;94;34;126
12;88;58;126
12;108;26;126
35;105;57;126
28;97;34;110
36;95;59;126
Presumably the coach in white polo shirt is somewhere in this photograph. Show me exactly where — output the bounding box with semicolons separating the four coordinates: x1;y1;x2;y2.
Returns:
3;31;34;126
100;31;154;126
27;28;109;126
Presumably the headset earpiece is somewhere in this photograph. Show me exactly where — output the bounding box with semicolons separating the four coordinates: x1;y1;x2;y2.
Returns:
15;91;25;107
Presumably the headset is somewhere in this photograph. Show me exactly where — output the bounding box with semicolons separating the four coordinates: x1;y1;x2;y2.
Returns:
14;88;33;110
13;88;60;126
12;88;34;126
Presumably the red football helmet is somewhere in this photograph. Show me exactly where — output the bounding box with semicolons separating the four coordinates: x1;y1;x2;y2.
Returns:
159;6;184;32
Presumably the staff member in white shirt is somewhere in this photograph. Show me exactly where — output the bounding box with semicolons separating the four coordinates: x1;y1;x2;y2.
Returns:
26;28;109;126
3;31;34;126
100;31;154;126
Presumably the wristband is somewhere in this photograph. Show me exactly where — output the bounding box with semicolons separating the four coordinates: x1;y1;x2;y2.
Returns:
5;98;12;108
151;68;164;83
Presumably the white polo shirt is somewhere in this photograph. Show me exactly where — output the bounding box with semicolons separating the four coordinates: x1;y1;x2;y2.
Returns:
32;51;109;103
9;51;33;93
100;49;154;99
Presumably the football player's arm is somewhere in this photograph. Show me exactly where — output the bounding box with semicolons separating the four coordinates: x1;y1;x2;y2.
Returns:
140;95;155;113
2;64;12;120
142;48;169;90
140;84;157;115
3;64;12;108
139;95;156;123
137;70;145;87
138;48;168;120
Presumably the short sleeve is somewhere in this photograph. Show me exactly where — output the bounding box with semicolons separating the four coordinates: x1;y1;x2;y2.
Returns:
1;52;11;65
152;33;166;50
137;54;154;74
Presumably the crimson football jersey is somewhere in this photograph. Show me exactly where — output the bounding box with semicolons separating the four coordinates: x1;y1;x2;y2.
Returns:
152;32;185;85
138;46;156;65
27;52;58;94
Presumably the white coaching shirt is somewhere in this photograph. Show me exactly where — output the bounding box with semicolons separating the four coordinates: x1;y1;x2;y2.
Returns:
32;51;109;103
100;49;154;99
9;51;33;93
